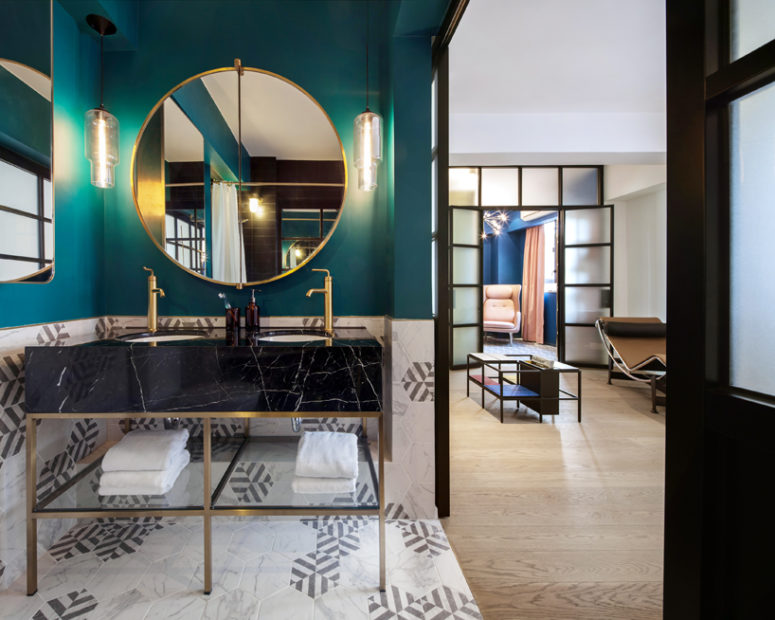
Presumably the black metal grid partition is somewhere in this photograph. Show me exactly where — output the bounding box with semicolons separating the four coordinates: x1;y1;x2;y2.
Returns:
448;165;613;368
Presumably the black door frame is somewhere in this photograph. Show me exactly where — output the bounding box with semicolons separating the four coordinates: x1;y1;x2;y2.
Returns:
433;0;469;520
665;1;775;617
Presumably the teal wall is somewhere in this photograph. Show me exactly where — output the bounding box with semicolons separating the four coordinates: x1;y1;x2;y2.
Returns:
0;0;444;327
0;3;105;327
103;0;436;319
0;66;51;166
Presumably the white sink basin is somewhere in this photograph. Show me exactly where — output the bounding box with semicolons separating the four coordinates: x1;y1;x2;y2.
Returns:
258;334;329;343
119;332;206;343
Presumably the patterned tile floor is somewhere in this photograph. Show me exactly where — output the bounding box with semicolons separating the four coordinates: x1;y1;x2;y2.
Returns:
0;513;481;619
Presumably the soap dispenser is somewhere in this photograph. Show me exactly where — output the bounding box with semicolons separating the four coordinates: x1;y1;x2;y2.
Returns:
245;289;260;333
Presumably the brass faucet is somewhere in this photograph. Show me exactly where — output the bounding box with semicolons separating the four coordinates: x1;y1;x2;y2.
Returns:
306;268;334;335
143;266;165;333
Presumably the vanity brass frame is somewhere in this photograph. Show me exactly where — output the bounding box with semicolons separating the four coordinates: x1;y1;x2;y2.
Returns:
26;410;385;596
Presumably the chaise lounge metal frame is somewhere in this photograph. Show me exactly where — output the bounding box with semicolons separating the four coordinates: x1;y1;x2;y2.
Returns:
595;317;666;412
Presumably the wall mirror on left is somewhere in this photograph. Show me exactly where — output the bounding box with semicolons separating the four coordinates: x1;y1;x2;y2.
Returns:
0;0;53;283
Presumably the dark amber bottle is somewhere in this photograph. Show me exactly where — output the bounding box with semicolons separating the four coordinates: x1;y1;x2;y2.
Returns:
245;289;260;333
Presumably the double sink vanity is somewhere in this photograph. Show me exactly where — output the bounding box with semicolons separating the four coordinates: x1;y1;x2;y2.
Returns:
23;324;385;595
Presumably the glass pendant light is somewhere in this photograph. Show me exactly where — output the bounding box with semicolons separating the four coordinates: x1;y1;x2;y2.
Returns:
353;7;382;191
85;14;119;189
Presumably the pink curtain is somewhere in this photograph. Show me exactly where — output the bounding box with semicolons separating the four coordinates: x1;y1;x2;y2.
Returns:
521;225;545;343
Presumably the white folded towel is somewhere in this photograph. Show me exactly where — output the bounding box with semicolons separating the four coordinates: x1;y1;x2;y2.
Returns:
101;429;189;472
292;476;356;495
295;431;358;479
98;449;190;496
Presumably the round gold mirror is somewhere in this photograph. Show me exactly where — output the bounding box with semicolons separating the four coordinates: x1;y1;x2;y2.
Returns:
131;65;346;286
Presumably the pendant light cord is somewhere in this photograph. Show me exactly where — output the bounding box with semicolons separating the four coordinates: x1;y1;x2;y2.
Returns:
365;3;370;111
99;33;104;109
236;59;244;288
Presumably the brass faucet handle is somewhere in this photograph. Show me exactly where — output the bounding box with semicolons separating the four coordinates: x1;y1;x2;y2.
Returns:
311;268;331;277
143;266;155;277
156;288;166;298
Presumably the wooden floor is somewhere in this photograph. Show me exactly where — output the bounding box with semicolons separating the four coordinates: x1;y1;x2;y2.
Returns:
442;369;665;619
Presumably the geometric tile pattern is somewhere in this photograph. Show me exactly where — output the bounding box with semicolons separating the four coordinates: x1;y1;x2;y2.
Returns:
396;520;451;557
384;503;410;520
290;550;340;598
6;515;481;618
401;362;435;402
66;419;99;464
32;588;98;620
95;317;120;340
368;585;483;620
228;462;273;503
158;316;218;330
123;418;245;438
36;451;75;499
0;353;26;468
49;518;165;562
35;323;71;346
300;417;364;435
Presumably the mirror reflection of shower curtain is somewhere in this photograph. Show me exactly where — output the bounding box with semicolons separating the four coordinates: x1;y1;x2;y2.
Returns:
211;183;246;282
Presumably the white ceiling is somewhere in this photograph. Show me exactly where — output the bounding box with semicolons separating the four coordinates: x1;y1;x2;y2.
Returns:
0;60;51;101
202;71;341;161
449;0;666;164
163;98;204;162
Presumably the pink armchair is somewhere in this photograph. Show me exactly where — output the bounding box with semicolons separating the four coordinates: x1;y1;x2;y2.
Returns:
483;284;522;344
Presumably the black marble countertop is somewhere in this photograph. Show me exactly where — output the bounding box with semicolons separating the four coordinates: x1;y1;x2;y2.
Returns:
25;326;383;413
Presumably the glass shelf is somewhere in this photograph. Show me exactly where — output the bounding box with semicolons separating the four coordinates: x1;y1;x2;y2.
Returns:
36;436;378;513
213;437;378;510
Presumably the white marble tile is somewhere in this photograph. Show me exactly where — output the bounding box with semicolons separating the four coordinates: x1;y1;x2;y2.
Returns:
36;552;103;600
137;551;200;599
238;552;292;600
403;483;437;520
407;441;435;488
433;548;476;599
384;539;440;596
384;461;411;509
0;580;46;618
338;551;379;590
192;551;244;599
202;587;259;620
86;552;148;602
256;586;313;620
267;520;317;554
314;584;370;619
138;525;193;563
91;587;154;620
227;523;276;560
145;590;207;620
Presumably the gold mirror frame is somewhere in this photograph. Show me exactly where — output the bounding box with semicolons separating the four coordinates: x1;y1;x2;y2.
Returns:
130;65;347;288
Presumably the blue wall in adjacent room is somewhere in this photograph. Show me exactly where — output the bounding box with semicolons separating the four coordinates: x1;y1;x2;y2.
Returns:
484;229;526;287
0;3;105;328
484;216;558;345
544;292;557;345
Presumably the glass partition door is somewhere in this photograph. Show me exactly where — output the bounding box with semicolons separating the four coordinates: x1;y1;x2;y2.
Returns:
449;205;482;367
560;205;613;365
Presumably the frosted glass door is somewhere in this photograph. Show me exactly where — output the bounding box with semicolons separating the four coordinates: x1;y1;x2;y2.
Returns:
450;206;481;367
561;206;613;365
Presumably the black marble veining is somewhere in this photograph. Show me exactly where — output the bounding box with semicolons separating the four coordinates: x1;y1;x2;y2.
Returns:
25;327;382;413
